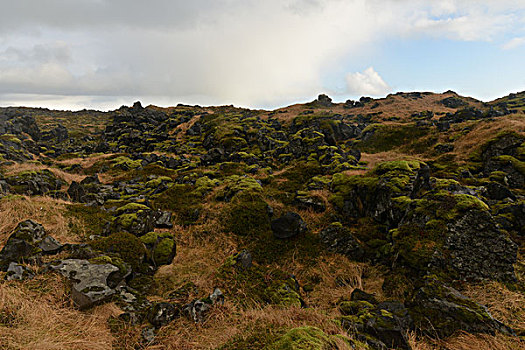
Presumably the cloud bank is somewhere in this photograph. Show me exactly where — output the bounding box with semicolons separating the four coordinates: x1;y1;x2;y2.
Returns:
0;0;524;109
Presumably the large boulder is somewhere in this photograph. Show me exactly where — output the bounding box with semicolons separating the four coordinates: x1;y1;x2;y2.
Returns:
0;220;61;270
49;258;129;309
319;223;364;261
271;212;307;239
407;276;514;338
5;170;64;196
432;210;517;281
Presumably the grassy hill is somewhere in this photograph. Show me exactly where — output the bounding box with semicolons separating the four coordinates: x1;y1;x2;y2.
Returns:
0;92;523;349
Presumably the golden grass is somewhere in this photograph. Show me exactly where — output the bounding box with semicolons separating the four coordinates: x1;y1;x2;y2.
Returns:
410;332;523;350
0;274;117;350
54;153;115;169
153;223;238;297
153;303;355;350
452;115;525;161
2;162;86;184
0;196;82;247
461;281;525;331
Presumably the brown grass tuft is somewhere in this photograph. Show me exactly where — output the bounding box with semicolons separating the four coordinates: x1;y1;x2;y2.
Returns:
2;162;86;184
0;196;82;247
0;274;115;350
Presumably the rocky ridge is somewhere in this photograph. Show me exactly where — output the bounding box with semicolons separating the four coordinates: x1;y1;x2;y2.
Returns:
0;91;524;349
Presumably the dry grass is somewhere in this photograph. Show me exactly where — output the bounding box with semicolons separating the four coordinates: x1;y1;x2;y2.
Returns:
153;223;238;297
451;115;525;161
0;196;82;247
360;151;426;169
54;153;115;169
410;331;524;350
153;303;355;350
461;281;525;332
2;162;86;184
0;274;117;350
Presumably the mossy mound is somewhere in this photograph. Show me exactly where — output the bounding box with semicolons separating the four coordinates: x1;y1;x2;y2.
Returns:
65;204;113;237
140;231;176;266
222;195;271;237
216;175;262;201
408;276;513;338
152;184;203;225
216;253;303;307
90;231;146;270
268;326;351;350
356;123;431;153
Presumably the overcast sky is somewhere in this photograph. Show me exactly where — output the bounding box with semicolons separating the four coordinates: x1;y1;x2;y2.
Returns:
0;0;524;110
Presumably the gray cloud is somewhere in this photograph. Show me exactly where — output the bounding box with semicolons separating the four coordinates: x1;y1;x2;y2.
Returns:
0;0;524;110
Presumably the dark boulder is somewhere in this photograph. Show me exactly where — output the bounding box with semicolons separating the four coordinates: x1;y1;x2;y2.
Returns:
351;288;378;304
67;181;87;202
410;164;432;198
0;220;50;270
484;182;516;200
436;120;450;132
316;94;333;107
340;299;412;350
432;210;518;281
271;212;307;239
319;223;364;261
440;96;467;108
407;276;514;338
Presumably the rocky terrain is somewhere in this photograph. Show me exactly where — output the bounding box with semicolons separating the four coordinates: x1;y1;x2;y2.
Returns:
0;90;524;349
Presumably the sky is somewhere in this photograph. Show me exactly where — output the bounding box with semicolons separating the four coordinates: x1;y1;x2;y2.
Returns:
0;0;524;111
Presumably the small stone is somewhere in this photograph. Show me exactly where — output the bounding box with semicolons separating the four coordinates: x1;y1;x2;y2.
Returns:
6;262;35;281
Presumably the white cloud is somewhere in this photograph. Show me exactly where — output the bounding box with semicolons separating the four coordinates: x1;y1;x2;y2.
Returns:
0;0;523;109
502;37;525;50
346;67;391;96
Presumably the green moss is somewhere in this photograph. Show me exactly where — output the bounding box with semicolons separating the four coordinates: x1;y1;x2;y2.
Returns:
454;194;489;212
216;253;303;308
268;327;340;350
357;124;430;153
339;300;374;316
116;202;151;213
151;184;203;225
372;160;421;175
65;204;112;237
140;231;176;266
0;134;22;144
111;156;142;170
90;232;146;270
216;175;262;200
145;176;173;188
89;255;129;275
223;196;271;237
494;155;525;176
113;213;138;229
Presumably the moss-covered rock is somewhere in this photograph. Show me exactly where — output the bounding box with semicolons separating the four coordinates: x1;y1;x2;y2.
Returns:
216;253;304;307
140;231;176;266
222;196;271;237
407;276;514;338
90;232;146;270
